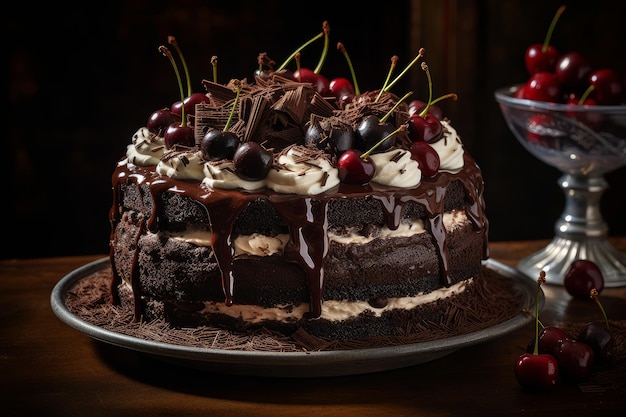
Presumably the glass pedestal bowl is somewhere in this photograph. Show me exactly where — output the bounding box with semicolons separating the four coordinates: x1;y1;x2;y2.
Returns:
495;85;626;287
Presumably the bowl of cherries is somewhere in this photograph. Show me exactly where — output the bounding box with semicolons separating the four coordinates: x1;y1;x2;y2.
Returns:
494;5;626;288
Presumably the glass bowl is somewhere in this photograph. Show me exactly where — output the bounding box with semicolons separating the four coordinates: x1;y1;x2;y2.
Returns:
495;85;626;287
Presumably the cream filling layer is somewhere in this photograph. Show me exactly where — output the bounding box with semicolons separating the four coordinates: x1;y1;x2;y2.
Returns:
163;209;469;256
195;278;472;323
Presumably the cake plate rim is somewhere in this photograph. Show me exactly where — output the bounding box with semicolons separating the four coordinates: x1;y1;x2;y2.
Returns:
50;257;540;378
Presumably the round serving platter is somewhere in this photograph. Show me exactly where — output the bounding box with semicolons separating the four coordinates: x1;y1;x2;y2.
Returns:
51;257;540;378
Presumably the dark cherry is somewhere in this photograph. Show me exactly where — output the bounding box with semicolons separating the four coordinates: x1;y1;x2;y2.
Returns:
521;72;562;102
407;113;443;143
356;115;397;154
527;326;569;356
171;93;210;117
183;92;210;115
563;259;604;299
201;128;239;161
554;338;595;381
514;353;559;391
337;149;375;185
232;142;273;181
293;67;330;96
147;108;181;134
409;141;440;177
555;51;592;92
589;68;625;105
408;99;443;120
304;117;355;158
577;321;614;366
164;123;195;149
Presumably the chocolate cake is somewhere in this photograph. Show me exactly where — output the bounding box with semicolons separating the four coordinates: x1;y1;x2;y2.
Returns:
108;34;500;343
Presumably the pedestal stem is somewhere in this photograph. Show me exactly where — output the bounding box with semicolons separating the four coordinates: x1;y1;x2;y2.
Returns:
517;174;626;287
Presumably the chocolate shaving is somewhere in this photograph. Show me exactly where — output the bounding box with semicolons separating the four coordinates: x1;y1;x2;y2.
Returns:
65;266;532;352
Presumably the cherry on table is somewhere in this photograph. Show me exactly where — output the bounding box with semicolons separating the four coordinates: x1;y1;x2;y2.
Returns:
514;353;559;391
554;338;595;381
563;259;604;299
526;326;569;356
577;321;614;366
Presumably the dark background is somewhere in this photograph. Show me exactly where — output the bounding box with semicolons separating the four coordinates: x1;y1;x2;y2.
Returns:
6;0;626;259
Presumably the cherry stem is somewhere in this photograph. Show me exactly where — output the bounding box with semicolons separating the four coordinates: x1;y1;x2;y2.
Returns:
295;53;302;75
337;42;360;96
578;85;595;105
380;91;413;124
211;56;218;83
590;288;610;330
522;308;546;329
314;21;330;74
360;125;408;159
223;80;241;132
276;24;326;71
376;56;399;102
168;36;192;97
542;5;566;52
159;45;187;127
432;93;458;106
418;62;434;118
532;271;546;355
380;47;425;97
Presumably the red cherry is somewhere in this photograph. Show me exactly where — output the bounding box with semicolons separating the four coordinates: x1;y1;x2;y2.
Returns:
525;44;560;76
566;94;604;131
407;99;443;120
555;51;592;93
329;77;355;99
407;113;443;143
514;353;559;391
293;67;330;96
164;123;195;149
337;149;375;185
409;141;440;177
524;5;565;75
589;68;625;105
526;113;559;148
522;72;562;102
563;259;604;299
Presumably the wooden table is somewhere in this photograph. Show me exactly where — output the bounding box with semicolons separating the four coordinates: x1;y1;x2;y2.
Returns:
2;239;625;416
